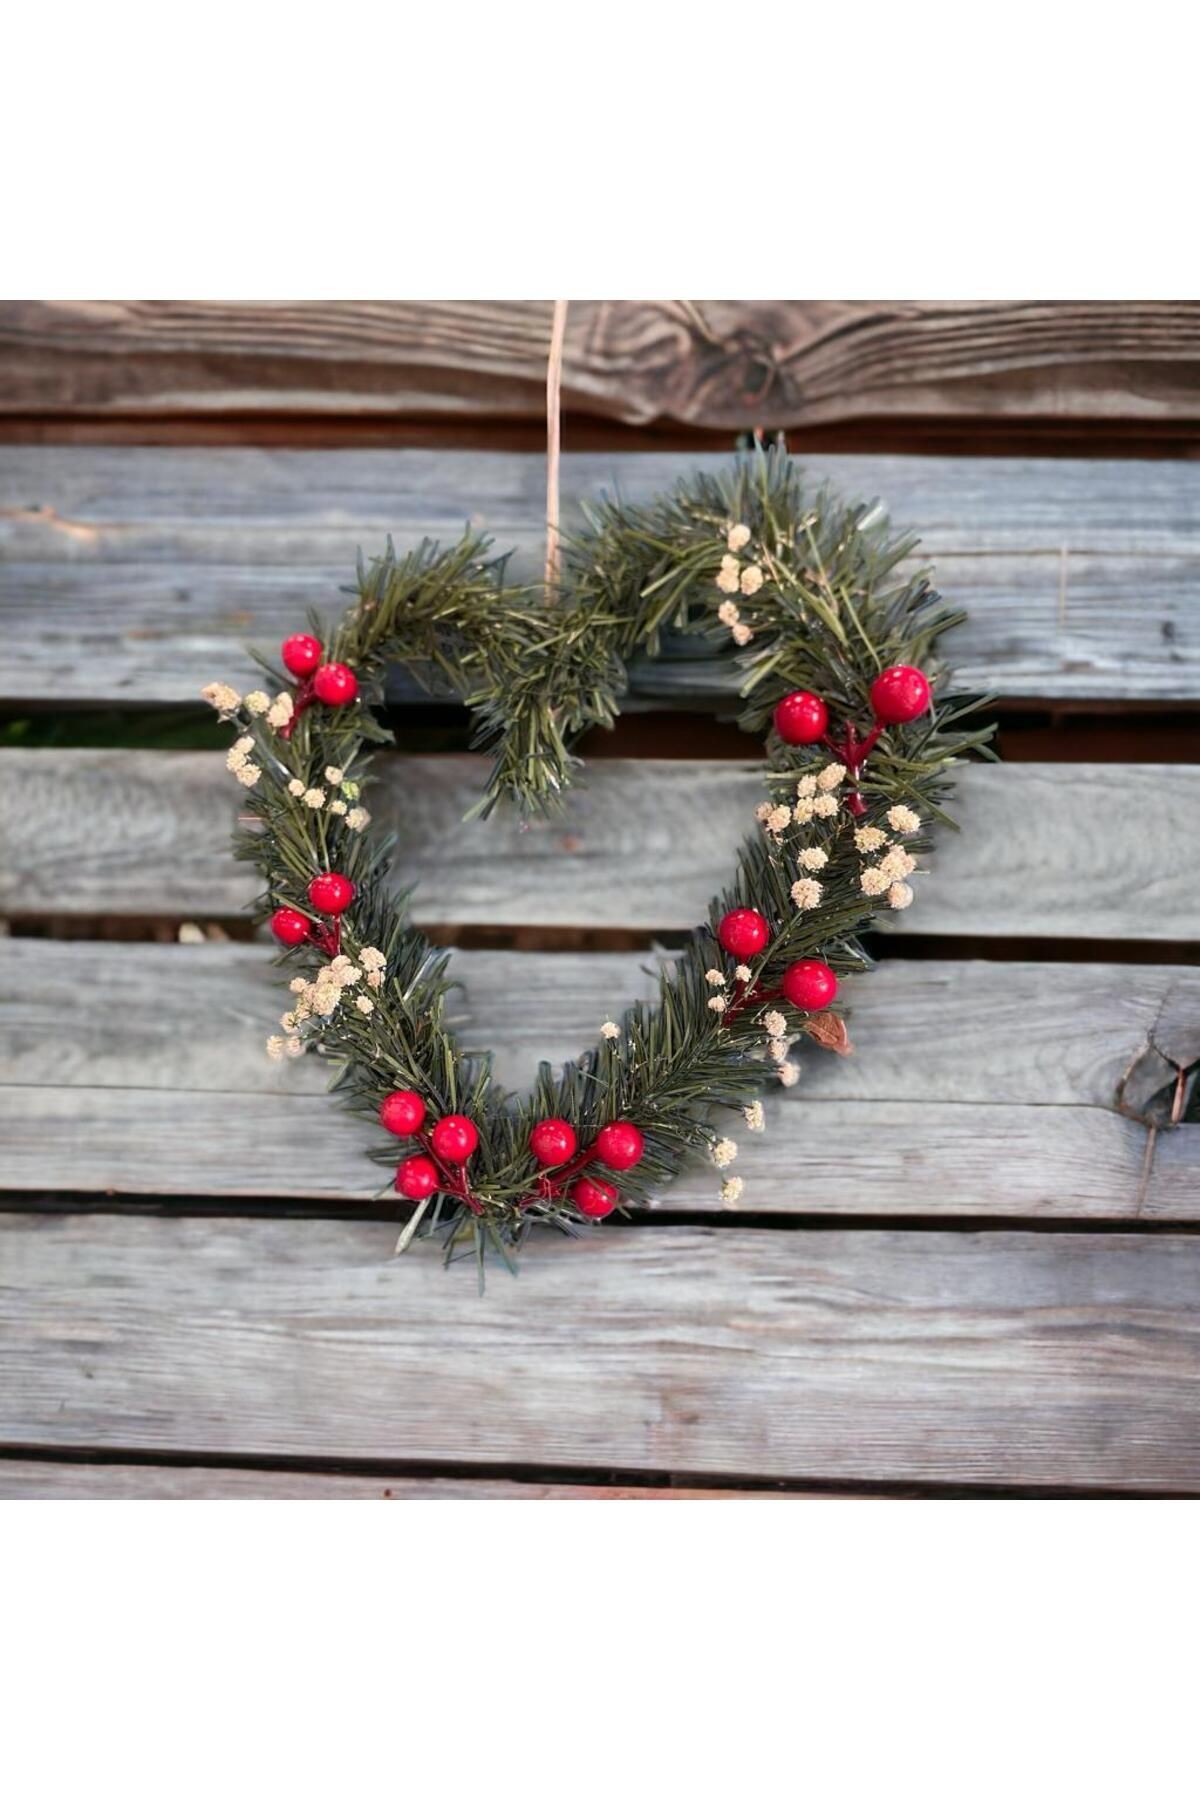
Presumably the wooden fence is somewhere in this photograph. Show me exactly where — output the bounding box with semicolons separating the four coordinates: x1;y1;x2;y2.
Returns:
1;300;1198;1497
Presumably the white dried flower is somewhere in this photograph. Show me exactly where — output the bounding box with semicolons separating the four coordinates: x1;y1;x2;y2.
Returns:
720;1176;744;1208
325;766;344;786
888;881;915;910
739;563;764;596
355;994;375;1015
855;825;888;853
244;690;270;715
302;787;326;809
234;763;262;788
860;865;891;897
359;947;386;970
727;523;751;552
766;804;792;833
284;1036;304;1057
707;994;728;1014
711;1137;738;1169
329;955;351;970
280;1011;298;1032
265;1035;285;1061
812;793;838;818
790;877;823;910
731;622;754;646
716;559;741;595
328;798;348;816
287;778;305;797
717;599;740;627
768;1038;789;1063
312;984;340;1016
734;964;752;983
266;693;294;729
754;801;773;822
793;798;815;825
777;1061;800;1087
817;762;846;790
705;969;727;986
743;1101;765;1132
346;807;370;831
335;964;362;987
763;1010;787;1038
600;1020;621;1040
288;976;308;994
797;846;828;871
795;774;818;798
201;682;240;714
887;804;921;834
879;846;916;882
177;922;205;944
366;969;384;989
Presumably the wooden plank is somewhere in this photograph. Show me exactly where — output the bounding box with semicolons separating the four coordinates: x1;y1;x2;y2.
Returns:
3;1213;1199;1489
2;447;1198;702
3;301;1199;429
2;940;1193;1218
0;1462;774;1500
3;751;1197;943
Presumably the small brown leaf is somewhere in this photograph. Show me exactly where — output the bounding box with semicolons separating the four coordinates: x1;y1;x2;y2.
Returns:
801;1012;854;1056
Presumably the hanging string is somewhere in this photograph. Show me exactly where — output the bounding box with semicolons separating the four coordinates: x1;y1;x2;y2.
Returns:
544;299;569;595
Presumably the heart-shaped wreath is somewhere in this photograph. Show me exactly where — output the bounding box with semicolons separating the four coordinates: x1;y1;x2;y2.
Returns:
204;449;992;1270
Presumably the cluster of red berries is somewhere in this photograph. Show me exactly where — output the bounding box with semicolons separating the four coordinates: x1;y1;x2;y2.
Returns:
379;1090;645;1220
269;872;356;948
772;663;931;746
715;907;838;1011
280;633;359;707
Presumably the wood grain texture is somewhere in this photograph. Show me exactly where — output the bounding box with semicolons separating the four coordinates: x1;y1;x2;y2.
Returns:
4;1213;1199;1489
3;751;1197;943
2;447;1197;702
2;940;1194;1218
3;301;1199;428
0;1462;774;1500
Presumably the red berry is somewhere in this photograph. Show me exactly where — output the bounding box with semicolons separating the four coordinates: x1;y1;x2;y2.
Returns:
594;1121;645;1171
270;906;311;947
773;690;828;746
573;1175;619;1219
395;1155;438;1200
307;872;355;915
379;1090;426;1138
529;1117;578;1167
782;959;838;1011
431;1113;478;1163
312;662;359;706
869;664;931;726
718;907;770;960
281;633;323;677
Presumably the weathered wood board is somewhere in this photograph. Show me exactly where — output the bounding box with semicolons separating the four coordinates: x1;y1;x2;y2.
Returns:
2;940;1194;1217
3;751;1196;942
2;447;1197;701
3;301;1199;428
3;1213;1199;1490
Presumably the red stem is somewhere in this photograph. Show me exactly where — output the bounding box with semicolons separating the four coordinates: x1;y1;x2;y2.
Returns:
416;1129;482;1216
277;675;313;741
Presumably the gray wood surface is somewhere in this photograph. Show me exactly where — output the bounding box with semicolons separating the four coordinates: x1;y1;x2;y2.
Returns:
3;750;1197;942
0;1462;774;1500
4;300;1199;429
3;1213;1199;1489
2;447;1197;701
3;940;1194;1217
